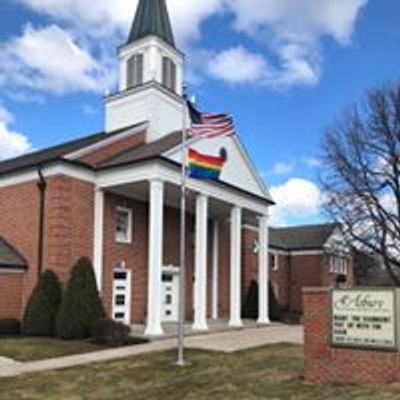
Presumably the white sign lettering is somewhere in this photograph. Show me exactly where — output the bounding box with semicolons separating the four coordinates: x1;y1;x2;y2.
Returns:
331;289;398;350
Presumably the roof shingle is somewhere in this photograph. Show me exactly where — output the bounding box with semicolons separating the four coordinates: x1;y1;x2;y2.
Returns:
270;223;339;251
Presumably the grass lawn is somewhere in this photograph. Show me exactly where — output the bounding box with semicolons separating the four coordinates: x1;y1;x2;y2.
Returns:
0;337;107;361
0;344;399;399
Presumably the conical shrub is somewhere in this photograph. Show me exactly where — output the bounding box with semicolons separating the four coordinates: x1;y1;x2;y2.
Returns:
55;257;105;340
23;269;62;336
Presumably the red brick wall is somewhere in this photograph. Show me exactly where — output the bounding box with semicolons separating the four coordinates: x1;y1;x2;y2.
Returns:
0;180;39;317
0;272;24;319
79;131;145;166
0;175;95;318
218;221;231;319
44;175;95;285
101;193;148;324
101;193;201;324
304;288;400;385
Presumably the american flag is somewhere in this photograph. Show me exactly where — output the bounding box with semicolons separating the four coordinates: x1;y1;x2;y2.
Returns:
188;102;236;138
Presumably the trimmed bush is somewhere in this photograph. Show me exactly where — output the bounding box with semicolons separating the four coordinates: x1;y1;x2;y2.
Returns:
92;319;131;346
23;270;62;336
0;319;21;336
56;257;105;340
242;280;259;319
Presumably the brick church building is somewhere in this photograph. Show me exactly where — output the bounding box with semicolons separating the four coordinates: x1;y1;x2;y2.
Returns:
0;0;352;335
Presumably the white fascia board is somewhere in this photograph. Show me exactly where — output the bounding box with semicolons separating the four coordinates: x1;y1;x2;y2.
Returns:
65;122;148;161
0;268;26;274
231;135;273;201
119;35;184;59
97;160;271;215
0;162;95;188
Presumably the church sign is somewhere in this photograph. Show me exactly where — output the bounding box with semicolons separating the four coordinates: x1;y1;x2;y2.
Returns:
331;289;400;351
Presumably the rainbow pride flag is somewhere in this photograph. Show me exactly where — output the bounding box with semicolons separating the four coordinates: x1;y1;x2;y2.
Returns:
188;148;225;180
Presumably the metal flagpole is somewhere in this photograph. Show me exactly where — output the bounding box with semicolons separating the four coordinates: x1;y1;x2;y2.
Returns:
176;87;189;367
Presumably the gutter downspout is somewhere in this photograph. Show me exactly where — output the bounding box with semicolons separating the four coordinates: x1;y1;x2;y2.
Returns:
37;165;47;279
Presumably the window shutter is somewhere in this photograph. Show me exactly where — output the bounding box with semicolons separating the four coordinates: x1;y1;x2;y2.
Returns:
162;56;177;92
136;53;143;85
127;54;144;89
127;56;135;89
170;61;176;92
162;57;168;87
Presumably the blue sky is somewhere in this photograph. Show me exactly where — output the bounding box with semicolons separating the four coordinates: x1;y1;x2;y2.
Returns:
0;0;399;225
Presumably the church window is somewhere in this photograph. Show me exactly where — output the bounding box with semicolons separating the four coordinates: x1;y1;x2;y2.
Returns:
127;54;144;88
162;56;177;92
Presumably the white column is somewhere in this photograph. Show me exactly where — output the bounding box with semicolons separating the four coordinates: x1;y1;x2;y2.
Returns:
212;220;220;320
258;215;270;324
193;194;209;331
93;188;105;292
145;179;164;336
229;206;243;327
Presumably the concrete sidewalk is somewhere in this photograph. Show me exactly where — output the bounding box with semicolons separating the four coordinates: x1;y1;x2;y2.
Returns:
0;324;303;378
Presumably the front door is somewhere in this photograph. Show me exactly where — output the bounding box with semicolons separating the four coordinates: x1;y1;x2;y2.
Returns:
161;270;179;322
112;269;132;325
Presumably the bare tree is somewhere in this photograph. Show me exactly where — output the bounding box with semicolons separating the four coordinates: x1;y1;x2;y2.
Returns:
321;82;400;285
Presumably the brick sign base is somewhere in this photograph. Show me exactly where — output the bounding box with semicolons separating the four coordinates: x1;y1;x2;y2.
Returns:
303;288;400;385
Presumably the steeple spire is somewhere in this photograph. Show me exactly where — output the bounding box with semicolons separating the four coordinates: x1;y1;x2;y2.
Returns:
127;0;175;48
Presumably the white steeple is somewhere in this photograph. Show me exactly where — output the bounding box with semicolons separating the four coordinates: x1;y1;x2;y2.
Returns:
105;0;185;142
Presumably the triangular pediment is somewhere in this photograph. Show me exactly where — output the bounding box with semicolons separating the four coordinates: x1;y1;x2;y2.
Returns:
164;135;273;201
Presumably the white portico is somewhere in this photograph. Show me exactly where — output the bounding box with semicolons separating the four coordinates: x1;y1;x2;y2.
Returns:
93;154;273;336
92;0;274;336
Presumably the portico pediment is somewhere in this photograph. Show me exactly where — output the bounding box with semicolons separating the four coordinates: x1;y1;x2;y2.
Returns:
164;134;273;203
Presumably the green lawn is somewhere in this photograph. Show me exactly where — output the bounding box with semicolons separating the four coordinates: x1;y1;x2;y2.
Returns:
0;344;399;399
0;337;107;361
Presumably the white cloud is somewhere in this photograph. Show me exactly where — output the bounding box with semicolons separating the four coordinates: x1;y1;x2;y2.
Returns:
303;157;322;168
207;46;268;84
0;24;111;95
220;0;367;87
271;161;294;175
17;0;225;46
269;178;324;225
0;106;32;160
10;0;367;93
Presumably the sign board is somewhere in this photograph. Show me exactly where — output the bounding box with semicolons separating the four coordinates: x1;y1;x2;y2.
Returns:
331;289;399;351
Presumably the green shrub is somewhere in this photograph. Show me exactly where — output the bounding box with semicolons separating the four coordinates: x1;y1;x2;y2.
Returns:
92;319;131;346
242;280;282;321
0;319;21;336
55;257;105;340
242;280;259;319
22;270;62;336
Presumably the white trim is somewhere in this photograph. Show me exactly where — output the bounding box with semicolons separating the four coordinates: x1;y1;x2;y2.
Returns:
65;123;147;160
163;135;273;201
212;220;219;320
229;206;243;327
145;179;164;336
93;188;105;291
97;161;271;215
193;194;209;331
0;163;95;189
115;206;133;244
0;268;26;274
119;35;184;59
112;267;132;325
258;215;270;325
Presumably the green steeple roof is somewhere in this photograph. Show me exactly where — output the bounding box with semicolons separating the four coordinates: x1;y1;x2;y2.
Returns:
127;0;175;48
